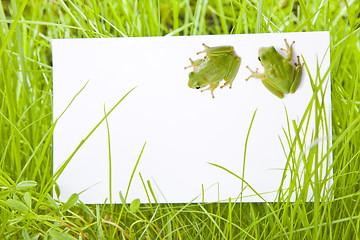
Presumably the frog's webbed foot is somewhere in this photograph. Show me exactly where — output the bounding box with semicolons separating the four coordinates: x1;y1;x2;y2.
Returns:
184;58;203;71
294;55;304;67
222;56;241;89
196;43;210;55
246;66;265;80
200;83;219;98
280;39;295;61
220;80;233;89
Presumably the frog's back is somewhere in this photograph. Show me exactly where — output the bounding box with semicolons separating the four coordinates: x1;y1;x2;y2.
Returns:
268;60;294;93
262;48;294;93
195;54;233;84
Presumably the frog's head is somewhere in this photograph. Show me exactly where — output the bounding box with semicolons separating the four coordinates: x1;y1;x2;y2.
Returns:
258;46;276;65
188;72;204;89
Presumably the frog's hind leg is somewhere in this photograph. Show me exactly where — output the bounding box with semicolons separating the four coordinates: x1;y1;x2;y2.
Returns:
220;79;233;89
197;43;235;56
221;56;241;89
196;43;211;55
262;79;285;99
290;56;304;93
280;39;295;61
201;82;219;98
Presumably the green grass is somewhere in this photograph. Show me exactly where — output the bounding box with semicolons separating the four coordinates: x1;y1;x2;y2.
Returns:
1;0;360;239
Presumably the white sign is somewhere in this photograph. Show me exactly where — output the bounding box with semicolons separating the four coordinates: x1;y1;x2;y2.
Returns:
52;32;331;203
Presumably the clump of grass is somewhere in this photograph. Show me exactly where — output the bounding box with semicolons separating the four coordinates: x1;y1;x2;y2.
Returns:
1;0;360;239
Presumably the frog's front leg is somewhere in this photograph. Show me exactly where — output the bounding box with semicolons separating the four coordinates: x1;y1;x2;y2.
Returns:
197;43;235;56
221;57;241;89
246;66;283;98
184;58;204;71
201;82;219;98
245;66;266;80
290;56;303;93
280;39;295;61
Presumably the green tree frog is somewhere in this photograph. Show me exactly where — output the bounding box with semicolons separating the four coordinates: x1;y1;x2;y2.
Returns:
246;39;303;99
185;43;241;98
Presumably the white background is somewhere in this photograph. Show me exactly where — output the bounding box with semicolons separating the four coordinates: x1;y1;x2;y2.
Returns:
52;32;331;203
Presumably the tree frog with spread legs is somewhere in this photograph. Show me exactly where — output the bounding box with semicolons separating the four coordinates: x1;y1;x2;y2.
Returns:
185;43;241;98
246;39;303;99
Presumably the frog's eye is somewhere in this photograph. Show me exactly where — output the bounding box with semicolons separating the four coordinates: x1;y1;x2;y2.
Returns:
258;57;261;62
196;86;201;89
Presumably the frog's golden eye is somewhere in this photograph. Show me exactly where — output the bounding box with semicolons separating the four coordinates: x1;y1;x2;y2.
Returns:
196;86;201;89
258;57;261;62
